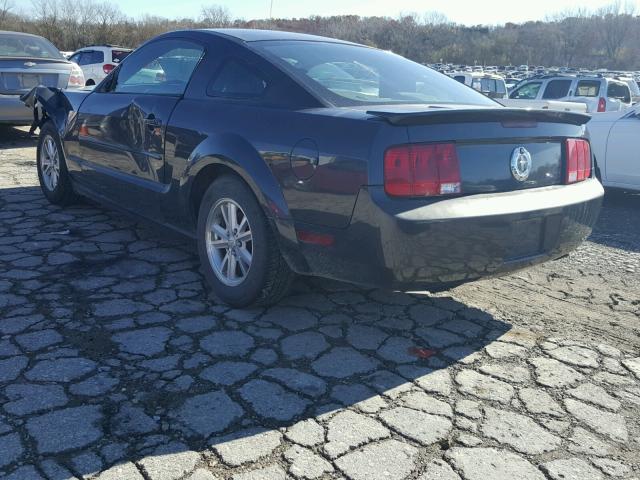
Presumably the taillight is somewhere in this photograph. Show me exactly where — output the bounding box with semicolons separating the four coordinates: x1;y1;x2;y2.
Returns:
67;63;85;88
103;64;115;74
384;143;462;197
565;139;591;184
597;97;606;112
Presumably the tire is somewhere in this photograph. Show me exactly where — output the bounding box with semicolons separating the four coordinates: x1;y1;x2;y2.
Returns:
36;121;77;206
197;175;294;307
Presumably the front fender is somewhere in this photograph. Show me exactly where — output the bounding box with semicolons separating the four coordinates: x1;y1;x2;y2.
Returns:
184;133;309;273
21;87;89;136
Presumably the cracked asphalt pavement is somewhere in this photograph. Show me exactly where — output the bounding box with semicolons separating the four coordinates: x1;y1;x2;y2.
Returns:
0;126;639;480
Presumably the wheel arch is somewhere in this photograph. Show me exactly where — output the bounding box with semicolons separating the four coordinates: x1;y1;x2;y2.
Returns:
184;135;309;274
20;86;89;136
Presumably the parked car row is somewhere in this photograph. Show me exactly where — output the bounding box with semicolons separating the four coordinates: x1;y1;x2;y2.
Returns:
432;63;640;87
447;68;633;113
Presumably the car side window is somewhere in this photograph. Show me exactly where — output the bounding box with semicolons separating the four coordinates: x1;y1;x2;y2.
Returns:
208;59;268;98
74;51;93;66
113;39;204;96
542;80;572;99
91;50;104;64
510;82;542;99
607;83;631;103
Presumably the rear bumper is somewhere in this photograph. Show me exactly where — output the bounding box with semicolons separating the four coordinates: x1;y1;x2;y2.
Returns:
0;95;32;125
296;179;604;289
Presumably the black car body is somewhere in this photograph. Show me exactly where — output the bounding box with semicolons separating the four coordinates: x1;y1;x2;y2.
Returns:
22;29;603;306
1;31;85;125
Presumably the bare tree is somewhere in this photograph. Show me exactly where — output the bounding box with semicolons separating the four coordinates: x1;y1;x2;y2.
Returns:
597;1;636;66
30;0;64;47
0;0;14;26
6;1;640;69
92;2;124;45
200;4;231;27
545;9;592;66
422;11;449;26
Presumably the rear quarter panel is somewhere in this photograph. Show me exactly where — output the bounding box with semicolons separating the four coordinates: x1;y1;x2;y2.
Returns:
164;100;388;232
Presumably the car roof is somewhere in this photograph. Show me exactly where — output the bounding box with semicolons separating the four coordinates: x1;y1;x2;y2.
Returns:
199;28;357;45
0;30;47;39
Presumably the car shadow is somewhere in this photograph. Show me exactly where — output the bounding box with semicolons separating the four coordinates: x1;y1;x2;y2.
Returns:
588;188;640;253
0;185;518;479
0;126;37;149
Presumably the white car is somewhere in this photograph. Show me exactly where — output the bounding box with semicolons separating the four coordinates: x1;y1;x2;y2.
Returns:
450;72;508;99
615;76;640;103
68;45;131;86
588;106;640;192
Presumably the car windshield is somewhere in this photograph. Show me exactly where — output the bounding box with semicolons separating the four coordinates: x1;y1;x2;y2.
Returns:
252;40;496;107
0;33;63;59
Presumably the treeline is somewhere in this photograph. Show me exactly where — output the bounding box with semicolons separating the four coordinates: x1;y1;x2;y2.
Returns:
1;0;639;69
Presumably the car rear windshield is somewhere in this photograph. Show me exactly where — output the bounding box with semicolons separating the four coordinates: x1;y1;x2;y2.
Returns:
252;40;496;107
607;82;631;103
575;80;601;97
472;78;506;94
112;49;131;64
0;33;63;59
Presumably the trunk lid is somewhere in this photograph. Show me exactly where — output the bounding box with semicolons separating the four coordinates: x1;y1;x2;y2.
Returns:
0;58;71;95
369;105;590;194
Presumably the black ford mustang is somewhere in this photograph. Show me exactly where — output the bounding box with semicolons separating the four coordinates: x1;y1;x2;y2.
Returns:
22;29;603;307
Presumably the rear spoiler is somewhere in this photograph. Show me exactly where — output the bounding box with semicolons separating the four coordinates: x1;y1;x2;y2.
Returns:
367;108;591;126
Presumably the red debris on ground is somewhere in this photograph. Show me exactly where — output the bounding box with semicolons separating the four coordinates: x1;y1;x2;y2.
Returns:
408;347;437;359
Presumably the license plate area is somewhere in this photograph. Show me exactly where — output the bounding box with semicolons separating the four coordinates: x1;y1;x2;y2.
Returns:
1;73;58;91
506;217;544;260
21;74;40;88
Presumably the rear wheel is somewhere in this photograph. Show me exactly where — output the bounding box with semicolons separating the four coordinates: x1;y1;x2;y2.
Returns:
36;122;77;206
197;175;294;307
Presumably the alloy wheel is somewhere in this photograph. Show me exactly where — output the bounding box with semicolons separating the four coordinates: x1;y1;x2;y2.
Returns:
40;135;60;192
205;198;253;286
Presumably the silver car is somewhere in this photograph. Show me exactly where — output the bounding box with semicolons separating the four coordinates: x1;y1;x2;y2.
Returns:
1;31;85;126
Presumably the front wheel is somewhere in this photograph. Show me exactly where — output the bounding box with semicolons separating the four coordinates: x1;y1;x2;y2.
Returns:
197;175;294;307
36;122;77;206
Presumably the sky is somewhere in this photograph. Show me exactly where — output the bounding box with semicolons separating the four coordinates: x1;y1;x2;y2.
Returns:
100;0;636;25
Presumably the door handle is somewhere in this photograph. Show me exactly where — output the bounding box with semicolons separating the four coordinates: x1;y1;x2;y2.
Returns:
144;115;162;129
